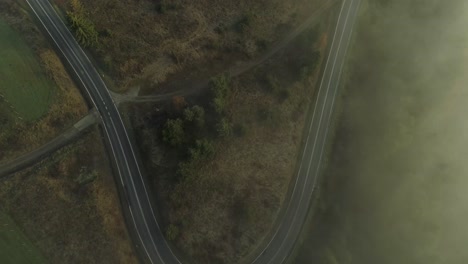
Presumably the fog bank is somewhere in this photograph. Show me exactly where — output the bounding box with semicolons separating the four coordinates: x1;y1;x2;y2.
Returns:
292;1;468;263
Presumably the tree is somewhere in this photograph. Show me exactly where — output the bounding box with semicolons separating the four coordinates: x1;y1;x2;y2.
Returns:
67;3;99;48
183;105;205;129
162;118;185;146
189;139;215;160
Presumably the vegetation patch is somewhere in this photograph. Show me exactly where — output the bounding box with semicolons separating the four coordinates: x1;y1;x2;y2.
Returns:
0;19;55;121
66;0;98;48
130;20;328;263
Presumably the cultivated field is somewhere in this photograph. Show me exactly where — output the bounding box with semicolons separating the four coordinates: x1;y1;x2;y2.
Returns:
0;211;47;264
0;19;55;121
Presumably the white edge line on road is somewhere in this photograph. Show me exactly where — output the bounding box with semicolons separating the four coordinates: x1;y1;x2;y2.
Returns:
129;205;155;264
27;1;160;263
40;1;183;261
277;1;359;264
269;0;355;262
252;0;349;262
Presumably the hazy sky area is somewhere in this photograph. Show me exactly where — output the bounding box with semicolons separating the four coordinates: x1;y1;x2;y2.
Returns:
292;0;468;263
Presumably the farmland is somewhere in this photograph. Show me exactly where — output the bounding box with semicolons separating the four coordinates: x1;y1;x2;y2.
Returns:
0;211;47;264
0;19;55;121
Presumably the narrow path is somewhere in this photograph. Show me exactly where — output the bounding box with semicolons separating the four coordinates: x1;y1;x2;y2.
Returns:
0;110;98;178
118;0;339;104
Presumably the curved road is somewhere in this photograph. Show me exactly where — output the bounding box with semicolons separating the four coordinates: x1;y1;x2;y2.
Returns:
26;0;181;263
25;0;360;263
1;0;334;177
252;0;360;263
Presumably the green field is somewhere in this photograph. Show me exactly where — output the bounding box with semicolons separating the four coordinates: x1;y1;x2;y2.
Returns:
0;19;55;121
0;211;47;264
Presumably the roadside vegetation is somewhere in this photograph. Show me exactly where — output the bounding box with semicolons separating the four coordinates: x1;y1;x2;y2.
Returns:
0;2;87;162
129;18;330;262
0;129;138;264
66;0;98;48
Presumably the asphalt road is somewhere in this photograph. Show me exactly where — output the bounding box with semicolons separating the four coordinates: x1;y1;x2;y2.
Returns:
25;0;360;263
26;0;181;263
251;0;361;263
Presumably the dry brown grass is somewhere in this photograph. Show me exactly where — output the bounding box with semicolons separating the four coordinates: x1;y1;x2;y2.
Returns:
55;0;325;91
0;129;138;264
0;2;137;263
164;26;330;263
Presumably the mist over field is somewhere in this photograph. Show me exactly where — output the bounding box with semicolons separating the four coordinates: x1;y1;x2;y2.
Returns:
292;0;468;263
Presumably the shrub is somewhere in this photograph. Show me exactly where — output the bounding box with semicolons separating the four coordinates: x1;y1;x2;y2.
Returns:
210;75;230;99
162;118;185;146
212;97;226;115
277;89;290;103
156;0;178;14
300;50;321;79
166;224;180;241
189;139;215;160
264;74;280;93
176;161;193;179
75;167;98;186
210;75;230;115
234;14;253;33
257;107;279;125
216;118;232;137
183;105;205;129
